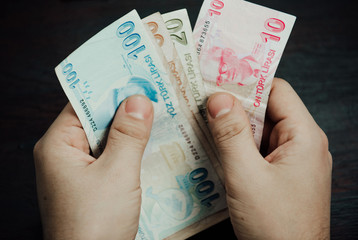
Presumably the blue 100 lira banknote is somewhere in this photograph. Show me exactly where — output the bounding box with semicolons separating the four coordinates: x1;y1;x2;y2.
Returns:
55;10;226;239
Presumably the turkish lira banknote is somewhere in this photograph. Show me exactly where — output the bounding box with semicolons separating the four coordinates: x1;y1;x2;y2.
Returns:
194;0;296;147
162;10;208;121
142;12;207;149
143;12;221;173
142;12;227;239
54;1;296;239
55;10;226;240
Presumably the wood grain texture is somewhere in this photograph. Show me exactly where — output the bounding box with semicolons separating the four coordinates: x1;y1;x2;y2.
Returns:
1;0;357;239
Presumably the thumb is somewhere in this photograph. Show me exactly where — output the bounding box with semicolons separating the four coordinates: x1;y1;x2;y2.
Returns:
100;95;154;180
207;93;263;173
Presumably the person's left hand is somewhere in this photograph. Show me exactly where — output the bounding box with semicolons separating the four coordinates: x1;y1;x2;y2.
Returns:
34;95;154;240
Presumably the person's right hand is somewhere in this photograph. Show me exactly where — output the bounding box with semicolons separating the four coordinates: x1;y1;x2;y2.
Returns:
206;78;332;239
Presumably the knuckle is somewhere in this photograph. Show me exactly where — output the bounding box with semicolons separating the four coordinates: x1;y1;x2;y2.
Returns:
309;127;329;152
312;127;332;169
211;117;248;145
318;128;329;149
274;77;292;90
327;151;333;167
33;138;44;160
33;140;41;155
109;120;148;146
273;77;286;85
33;137;51;169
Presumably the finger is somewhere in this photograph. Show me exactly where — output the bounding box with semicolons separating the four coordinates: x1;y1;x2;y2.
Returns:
34;103;93;172
99;95;154;180
265;78;321;160
207;92;264;173
43;103;90;153
260;114;274;156
267;78;316;127
51;103;82;129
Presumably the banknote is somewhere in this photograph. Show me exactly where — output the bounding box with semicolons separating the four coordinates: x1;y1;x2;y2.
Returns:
142;13;204;141
142;13;227;239
142;12;220;171
162;10;208;121
194;0;296;147
55;10;226;239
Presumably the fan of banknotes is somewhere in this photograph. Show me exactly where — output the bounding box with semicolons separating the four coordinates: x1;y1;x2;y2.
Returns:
55;0;295;239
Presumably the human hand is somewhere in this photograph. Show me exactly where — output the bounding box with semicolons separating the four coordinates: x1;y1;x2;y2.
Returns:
206;78;332;239
34;95;153;240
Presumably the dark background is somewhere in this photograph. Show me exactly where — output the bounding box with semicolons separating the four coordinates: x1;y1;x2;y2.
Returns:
1;0;357;239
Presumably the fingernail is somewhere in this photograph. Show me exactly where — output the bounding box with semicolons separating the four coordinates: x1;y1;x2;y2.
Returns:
125;95;152;120
208;93;234;118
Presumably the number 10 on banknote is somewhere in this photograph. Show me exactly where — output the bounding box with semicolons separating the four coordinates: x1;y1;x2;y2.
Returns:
194;0;296;147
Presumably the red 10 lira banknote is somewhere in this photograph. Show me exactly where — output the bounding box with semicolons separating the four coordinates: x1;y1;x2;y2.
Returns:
194;0;296;147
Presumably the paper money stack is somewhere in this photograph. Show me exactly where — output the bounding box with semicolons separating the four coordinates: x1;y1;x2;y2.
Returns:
55;0;295;239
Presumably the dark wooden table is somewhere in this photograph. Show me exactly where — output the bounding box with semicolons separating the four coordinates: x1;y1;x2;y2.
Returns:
1;0;357;239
